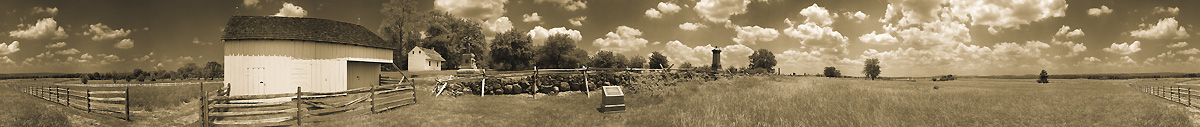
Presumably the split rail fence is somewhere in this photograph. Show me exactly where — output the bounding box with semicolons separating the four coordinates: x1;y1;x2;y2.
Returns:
200;76;415;126
1131;84;1200;108
14;85;132;121
431;66;723;97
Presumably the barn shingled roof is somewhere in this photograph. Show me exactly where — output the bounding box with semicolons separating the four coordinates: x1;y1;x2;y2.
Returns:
221;16;394;50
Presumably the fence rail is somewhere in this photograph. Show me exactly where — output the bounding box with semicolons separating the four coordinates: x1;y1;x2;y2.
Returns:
201;76;415;126
1130;84;1200;108
12;85;133;121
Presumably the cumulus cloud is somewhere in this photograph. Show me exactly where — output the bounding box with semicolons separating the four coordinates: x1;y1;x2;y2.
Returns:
882;0;1067;28
45;42;66;48
644;9;663;19
192;38;215;45
1130;17;1189;40
1053;40;1087;57
799;4;835;25
1179;48;1200;55
523;13;543;24
114;39;135;49
1155;7;1180;15
1087;5;1113;16
244;0;261;7
731;25;780;45
8;18;69;40
646;2;682;19
32;7;58;16
783;18;849;52
844;11;868;22
55;48;79;55
693;0;750;23
949;0;1068;28
1055;25;1085;39
1103;41;1141;55
569;16;587;26
483;17;514;34
436;0;508;20
593;26;649;53
893;20;972;48
534;0;587;11
1168;42;1188;48
527;26;582;45
273;2;307;17
858;31;898;45
679;22;706;31
0;41;19;55
481;17;514;42
134;52;154;62
662;40;754;67
83;23;132;41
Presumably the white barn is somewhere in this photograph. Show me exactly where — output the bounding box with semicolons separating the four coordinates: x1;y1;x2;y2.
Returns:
222;16;394;96
407;47;444;71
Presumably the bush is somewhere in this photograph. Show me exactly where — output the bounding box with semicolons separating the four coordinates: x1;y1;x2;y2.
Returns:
80;75;89;84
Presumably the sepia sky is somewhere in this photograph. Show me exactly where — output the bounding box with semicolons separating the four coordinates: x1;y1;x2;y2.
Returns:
1;0;1199;77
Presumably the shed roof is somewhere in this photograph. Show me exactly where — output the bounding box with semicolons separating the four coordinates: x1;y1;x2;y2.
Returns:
412;47;445;61
221;16;394;50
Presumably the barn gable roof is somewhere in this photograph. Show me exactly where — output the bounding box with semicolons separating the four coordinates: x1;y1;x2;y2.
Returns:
412;47;445;61
221;16;394;50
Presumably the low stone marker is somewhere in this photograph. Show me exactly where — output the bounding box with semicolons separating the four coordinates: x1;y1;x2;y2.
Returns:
600;86;625;113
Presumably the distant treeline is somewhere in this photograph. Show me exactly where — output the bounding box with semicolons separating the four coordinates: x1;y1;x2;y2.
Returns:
967;73;1200;80
0;62;223;82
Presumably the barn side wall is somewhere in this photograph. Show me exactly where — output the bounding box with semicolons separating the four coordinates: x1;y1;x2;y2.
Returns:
224;40;392;96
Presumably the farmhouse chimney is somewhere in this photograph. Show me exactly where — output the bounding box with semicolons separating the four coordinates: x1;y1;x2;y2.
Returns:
712;47;721;70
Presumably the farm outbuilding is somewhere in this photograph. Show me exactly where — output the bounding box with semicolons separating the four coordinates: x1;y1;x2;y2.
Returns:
221;16;394;96
407;46;444;71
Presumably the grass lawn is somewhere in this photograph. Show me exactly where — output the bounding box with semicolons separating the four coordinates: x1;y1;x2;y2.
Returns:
0;78;221;127
309;76;1197;126
2;76;1196;126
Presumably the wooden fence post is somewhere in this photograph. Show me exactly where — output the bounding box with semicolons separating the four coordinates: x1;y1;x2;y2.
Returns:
370;84;376;112
125;87;131;121
65;88;69;107
533;66;538;99
86;89;91;113
200;82;207;127
481;77;487;97
582;66;590;98
296;87;302;126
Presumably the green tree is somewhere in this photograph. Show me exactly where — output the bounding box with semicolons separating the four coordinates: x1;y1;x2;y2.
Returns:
823;67;841;78
419;12;486;70
749;49;776;70
132;68;145;78
379;0;420;70
627;55;646;68
178;63;198;79
203;62;223;80
863;58;882;80
587;51;624;68
648;52;669;69
1038;70;1050;83
80;75;89;84
679;62;693;69
489;30;534;70
535;34;587;68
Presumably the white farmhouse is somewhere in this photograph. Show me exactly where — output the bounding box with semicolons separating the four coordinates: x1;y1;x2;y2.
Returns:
222;16;394;96
407;47;444;71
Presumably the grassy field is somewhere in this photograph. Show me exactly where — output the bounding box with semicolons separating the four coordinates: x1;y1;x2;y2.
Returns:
0;78;220;126
2;76;1197;126
308;76;1197;126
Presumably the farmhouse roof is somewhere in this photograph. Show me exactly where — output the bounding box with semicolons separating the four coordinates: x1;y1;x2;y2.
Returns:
412;47;445;61
221;16;394;50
